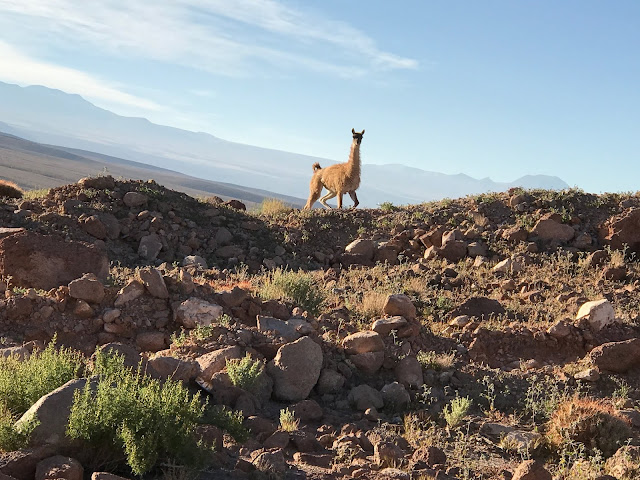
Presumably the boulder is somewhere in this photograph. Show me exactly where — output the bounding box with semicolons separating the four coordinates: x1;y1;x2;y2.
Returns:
174;297;223;328
135;332;166;352
589;338;640;373
0;232;109;290
381;382;410;409
316;369;346;394
511;459;552;480
345;239;377;260
531;214;575;243
196;346;243;381
91;473;131;480
182;255;208;269
576;299;616;331
599;208;640;253
371;316;408;336
438;240;468;262
395;356;423;387
348;385;384;411
267;337;322;402
350;351;385;375
342;331;384;355
68;273;105;304
138;234;162;260
383;294;416;319
81;215;107;239
138;267;169;299
35;456;83;480
15;379;95;447
0;445;57;480
148;355;198;383
78;175;115;190
114;280;145;307
122;191;148;207
450;296;506;320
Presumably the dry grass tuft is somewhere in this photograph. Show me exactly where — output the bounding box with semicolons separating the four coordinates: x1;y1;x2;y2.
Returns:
0;180;23;199
257;198;291;215
546;396;633;458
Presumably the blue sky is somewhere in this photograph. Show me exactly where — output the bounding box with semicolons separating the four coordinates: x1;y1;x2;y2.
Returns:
0;1;638;192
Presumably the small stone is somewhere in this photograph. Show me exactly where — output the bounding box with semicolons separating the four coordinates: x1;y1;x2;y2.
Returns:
574;368;600;382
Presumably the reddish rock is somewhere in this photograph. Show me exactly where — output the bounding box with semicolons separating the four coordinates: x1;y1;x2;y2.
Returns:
68;273;105;304
0;232;109;290
450;296;506;320
589;338;640;373
135;331;166;352
599;208;640;253
0;446;57;480
383;294;417;319
512;459;551;480
224;199;246;210
531;214;575;243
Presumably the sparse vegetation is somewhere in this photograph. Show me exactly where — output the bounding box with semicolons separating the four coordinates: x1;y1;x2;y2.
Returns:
546;397;633;458
443;396;472;428
67;349;208;475
258;267;326;315
226;354;265;393
279;408;299;432
256;198;291;215
0;339;83;417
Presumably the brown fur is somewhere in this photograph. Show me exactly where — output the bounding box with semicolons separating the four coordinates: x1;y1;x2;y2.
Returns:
304;129;364;210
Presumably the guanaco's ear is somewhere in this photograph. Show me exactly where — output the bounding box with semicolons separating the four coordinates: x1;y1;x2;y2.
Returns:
352;128;355;134
361;129;365;135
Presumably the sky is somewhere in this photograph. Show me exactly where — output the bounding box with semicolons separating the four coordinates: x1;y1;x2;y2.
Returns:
0;1;639;193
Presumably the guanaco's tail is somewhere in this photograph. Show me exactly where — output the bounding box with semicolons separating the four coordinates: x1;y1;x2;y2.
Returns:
312;162;322;172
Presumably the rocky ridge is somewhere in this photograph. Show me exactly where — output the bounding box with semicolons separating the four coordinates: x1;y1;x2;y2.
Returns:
1;178;640;479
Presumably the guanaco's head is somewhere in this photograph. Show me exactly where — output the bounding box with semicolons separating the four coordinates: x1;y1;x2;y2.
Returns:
351;128;365;145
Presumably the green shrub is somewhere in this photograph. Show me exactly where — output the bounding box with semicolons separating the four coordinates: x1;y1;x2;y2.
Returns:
0;405;38;452
202;405;249;443
258;267;325;315
0;339;83;416
226;354;264;393
443;396;472;428
67;350;207;475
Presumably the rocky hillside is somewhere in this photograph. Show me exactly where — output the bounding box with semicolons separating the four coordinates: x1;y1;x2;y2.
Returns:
1;176;640;480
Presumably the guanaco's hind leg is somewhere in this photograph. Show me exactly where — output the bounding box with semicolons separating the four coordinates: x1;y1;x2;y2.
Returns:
320;190;337;209
348;191;359;209
304;172;324;210
337;192;344;209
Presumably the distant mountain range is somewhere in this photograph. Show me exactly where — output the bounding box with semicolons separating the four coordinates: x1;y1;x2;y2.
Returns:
0;81;569;207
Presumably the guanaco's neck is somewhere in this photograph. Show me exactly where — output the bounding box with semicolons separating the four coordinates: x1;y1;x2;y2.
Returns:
347;140;361;177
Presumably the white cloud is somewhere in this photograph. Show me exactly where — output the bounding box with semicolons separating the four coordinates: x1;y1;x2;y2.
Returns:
0;0;418;78
0;41;163;113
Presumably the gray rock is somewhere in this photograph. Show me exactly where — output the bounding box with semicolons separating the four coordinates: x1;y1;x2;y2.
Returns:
123;191;148;207
342;331;384;355
268;337;322;402
371;316;408;336
348;384;384;411
174;297;223;328
15;378;96;447
138;267;169;299
138;234;163;260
